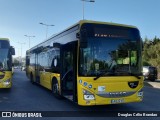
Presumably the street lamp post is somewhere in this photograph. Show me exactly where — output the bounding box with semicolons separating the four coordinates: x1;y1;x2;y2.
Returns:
81;0;95;20
17;42;25;67
24;35;35;49
15;47;20;67
39;23;54;39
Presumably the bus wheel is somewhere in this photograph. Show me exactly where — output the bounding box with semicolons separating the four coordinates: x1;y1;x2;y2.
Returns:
52;79;62;99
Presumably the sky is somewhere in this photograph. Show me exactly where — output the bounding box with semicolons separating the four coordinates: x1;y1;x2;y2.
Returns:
0;0;160;57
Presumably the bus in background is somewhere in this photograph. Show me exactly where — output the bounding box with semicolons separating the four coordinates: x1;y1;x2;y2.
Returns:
0;38;15;88
26;20;143;106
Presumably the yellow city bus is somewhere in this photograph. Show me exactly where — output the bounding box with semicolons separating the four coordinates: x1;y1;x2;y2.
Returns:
26;20;143;106
0;38;15;88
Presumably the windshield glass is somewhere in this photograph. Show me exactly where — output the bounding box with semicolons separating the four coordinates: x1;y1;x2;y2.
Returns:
79;38;141;76
0;49;10;71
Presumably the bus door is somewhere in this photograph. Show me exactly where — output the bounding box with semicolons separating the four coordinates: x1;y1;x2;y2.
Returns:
35;53;40;83
60;41;77;102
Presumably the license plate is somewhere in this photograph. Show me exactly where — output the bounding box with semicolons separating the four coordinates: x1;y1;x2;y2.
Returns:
111;99;124;104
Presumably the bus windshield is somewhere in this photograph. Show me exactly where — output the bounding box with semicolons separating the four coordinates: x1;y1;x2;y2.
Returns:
79;38;141;76
79;24;141;77
0;49;10;71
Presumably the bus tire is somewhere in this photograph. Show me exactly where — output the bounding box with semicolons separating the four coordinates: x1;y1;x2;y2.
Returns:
52;78;62;99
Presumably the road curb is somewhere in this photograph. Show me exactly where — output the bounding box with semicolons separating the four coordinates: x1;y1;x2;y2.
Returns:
144;81;160;89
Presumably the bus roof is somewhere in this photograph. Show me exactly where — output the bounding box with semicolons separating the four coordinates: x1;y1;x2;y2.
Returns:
79;20;137;29
27;20;138;53
49;20;137;40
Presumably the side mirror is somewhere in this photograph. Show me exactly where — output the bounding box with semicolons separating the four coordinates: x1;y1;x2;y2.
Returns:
142;39;144;51
80;29;87;42
26;56;30;66
76;32;80;39
10;46;15;55
26;59;30;66
80;42;88;48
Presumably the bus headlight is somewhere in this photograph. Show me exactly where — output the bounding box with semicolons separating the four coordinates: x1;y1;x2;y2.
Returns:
83;89;95;100
84;95;95;100
3;79;11;86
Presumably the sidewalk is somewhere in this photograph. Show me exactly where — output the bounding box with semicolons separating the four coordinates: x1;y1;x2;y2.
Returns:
144;80;160;89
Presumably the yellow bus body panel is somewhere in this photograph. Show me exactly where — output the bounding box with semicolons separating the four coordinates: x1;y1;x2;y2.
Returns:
27;65;61;92
77;76;143;106
39;72;60;91
0;71;12;88
40;72;52;90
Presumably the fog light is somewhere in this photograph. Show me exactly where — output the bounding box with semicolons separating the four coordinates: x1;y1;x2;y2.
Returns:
3;79;11;86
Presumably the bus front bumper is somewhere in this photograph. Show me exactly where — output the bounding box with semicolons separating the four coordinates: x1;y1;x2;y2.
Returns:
78;89;143;106
0;79;12;88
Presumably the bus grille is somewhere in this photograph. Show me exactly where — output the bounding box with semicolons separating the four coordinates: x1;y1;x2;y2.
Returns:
96;91;136;98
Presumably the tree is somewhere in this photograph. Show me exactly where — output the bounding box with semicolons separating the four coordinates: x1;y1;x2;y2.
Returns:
143;37;160;78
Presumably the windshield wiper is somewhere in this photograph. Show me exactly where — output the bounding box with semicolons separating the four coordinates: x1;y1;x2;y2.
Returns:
94;71;115;80
94;71;141;80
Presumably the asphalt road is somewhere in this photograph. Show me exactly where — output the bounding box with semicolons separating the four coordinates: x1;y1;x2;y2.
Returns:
0;69;160;120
